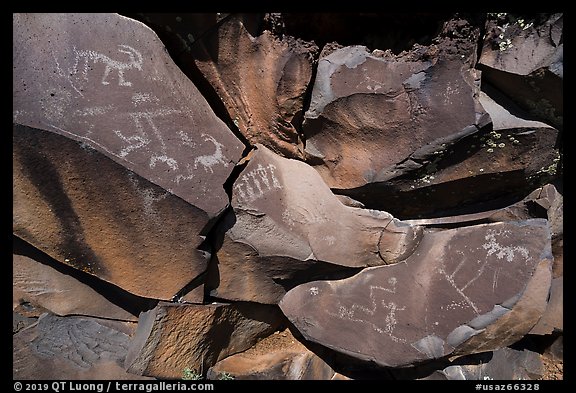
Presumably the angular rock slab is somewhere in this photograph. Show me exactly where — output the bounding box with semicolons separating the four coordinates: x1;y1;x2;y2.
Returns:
191;15;318;158
13;313;149;380
280;219;552;367
125;302;284;379
13;13;244;216
207;346;342;380
478;13;562;129
13;124;209;300
211;145;422;303
423;348;544;380
13;252;137;321
302;27;488;191
332;88;559;218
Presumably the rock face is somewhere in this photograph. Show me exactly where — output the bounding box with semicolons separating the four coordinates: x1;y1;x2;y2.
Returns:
12;12;562;381
13;251;137;322
13;13;244;300
300;17;561;219
206;327;343;380
13;313;150;380
280;219;552;367
125;302;284;379
190;15;318;158
478;13;563;130
424;348;544;380
209;144;422;304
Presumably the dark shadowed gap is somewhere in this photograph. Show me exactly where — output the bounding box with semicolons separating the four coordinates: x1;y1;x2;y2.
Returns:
278;13;452;55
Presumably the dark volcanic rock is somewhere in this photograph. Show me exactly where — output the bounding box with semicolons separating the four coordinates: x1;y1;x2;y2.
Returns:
13;13;244;300
280;219;552;367
478;13;563;130
302;17;486;190
207;345;343;380
13;125;209;300
338;89;559;219
13;252;137;321
182;14;318;158
423;348;544;380
13;313;148;380
125;302;284;379
209;144;422;304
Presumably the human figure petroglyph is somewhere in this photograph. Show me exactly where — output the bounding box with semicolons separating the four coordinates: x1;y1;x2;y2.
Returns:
328;277;407;343
234;163;282;204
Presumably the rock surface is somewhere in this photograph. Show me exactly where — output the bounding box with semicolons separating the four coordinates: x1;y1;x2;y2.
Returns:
207;332;343;380
13;12;244;300
13;125;210;301
13;313;149;380
478;13;563;130
13;251;137;321
190;15;318;158
280;219;552;367
124;302;284;379
424;348;544;380
210;144;422;304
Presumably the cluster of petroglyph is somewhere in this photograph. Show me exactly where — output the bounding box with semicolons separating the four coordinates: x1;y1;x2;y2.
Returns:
13;12;562;380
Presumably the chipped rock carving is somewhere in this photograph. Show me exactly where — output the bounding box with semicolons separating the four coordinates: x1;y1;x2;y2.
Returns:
280;219;553;367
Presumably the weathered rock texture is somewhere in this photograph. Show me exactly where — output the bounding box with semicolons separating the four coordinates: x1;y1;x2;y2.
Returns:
125;302;284;379
190;15;318;158
207;329;344;380
13;313;150;380
12;12;562;381
209;144;422;304
13;252;137;321
479;13;563;130
301;16;561;219
280;219;552;367
13;13;244;300
424;348;544;380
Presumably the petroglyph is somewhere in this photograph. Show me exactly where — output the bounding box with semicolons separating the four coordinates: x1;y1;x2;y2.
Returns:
194;134;229;173
483;229;530;263
53;45;143;97
234;163;282;204
113;108;180;164
328;277;406;342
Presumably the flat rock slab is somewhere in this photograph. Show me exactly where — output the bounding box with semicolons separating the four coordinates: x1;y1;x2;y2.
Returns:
211;144;422;303
13;13;244;215
13;313;149;380
424;348;544;380
207;346;341;380
280;219;552;367
13;125;209;300
13;251;137;321
125;302;284;379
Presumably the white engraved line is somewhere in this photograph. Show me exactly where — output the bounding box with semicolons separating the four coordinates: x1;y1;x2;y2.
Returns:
73;45;143;87
327;278;406;343
43;123;137;166
482;231;530;262
437;266;480;314
193;134;229;173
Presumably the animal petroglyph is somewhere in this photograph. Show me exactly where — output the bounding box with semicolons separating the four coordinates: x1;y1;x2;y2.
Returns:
234;163;282;204
194;134;229;173
53;45;143;96
328;277;407;343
